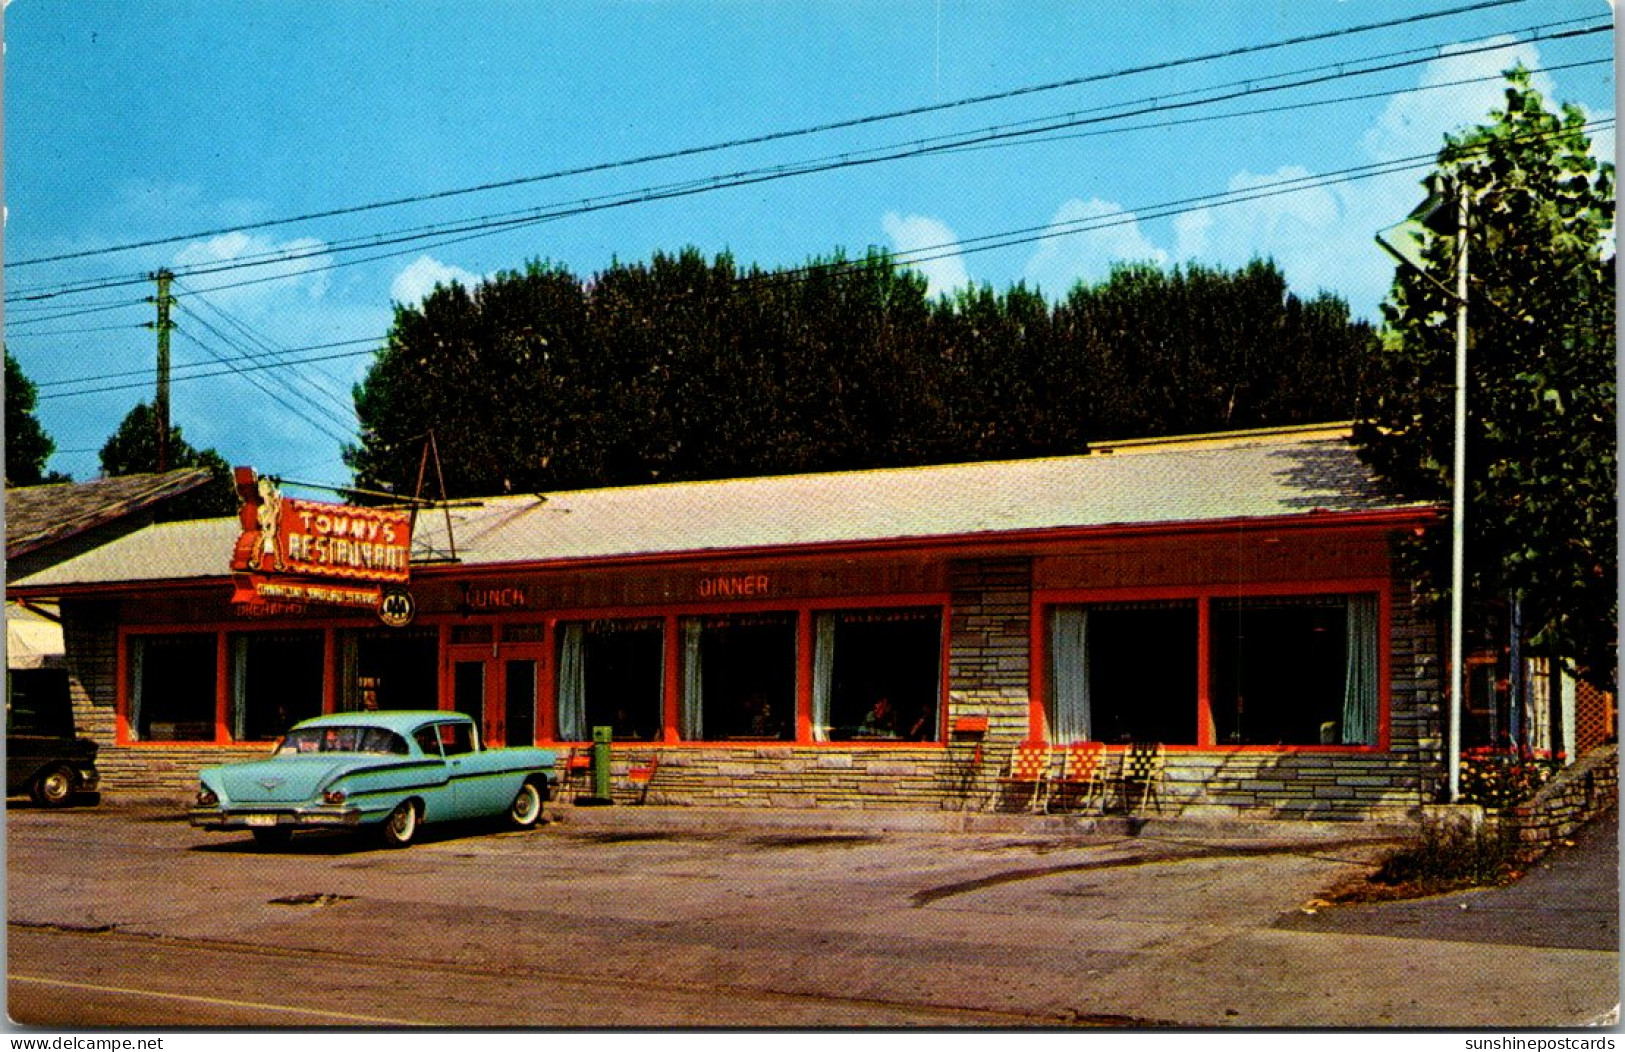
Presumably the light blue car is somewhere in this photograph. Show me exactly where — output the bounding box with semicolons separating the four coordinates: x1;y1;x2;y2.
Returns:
188;711;556;848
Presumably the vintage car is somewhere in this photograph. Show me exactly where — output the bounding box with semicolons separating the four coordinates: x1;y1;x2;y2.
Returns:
188;711;556;848
7;686;100;807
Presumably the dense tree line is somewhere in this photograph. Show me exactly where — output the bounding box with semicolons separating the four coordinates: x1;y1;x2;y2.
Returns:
346;253;1376;498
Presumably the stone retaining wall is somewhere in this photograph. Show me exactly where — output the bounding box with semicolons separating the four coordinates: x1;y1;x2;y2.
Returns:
1492;745;1618;862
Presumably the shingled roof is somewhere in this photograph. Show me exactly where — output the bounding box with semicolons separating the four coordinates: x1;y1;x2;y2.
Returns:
6;469;213;560
10;426;1433;593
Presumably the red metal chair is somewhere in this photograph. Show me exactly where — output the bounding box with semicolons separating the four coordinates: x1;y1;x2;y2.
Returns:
990;742;1052;813
1047;741;1108;813
625;755;659;805
558;748;592;804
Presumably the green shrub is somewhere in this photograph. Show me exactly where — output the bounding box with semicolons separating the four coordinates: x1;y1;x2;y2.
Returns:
1373;823;1514;891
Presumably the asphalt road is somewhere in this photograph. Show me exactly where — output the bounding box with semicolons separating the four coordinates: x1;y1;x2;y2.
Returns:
7;801;1618;1028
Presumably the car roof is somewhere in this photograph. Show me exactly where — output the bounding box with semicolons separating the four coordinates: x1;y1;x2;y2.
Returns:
289;711;471;735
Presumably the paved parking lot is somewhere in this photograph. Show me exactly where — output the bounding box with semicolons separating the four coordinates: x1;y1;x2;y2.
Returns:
7;801;1617;1028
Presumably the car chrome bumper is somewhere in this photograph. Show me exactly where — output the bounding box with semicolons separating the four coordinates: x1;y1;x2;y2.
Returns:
188;806;363;830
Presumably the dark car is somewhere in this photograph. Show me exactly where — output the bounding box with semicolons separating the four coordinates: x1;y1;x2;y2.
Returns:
7;673;100;807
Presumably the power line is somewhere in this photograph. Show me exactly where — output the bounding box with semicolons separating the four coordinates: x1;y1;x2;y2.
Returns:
35;343;378;400
170;326;357;447
757;118;1617;285
4;0;1541;272
174;283;357;418
8;24;1607;307
170;302;360;442
0;322;146;339
37;116;1610;409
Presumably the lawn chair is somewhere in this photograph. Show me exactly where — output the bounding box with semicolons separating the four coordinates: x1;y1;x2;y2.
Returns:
557;747;592;804
1047;741;1108;814
1119;741;1167;815
990;742;1052;813
625;754;659;804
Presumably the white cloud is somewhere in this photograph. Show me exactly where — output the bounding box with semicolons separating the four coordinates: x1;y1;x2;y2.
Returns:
1021;198;1167;297
391;254;483;306
172;230;333;315
882;212;970;296
1361;38;1554;163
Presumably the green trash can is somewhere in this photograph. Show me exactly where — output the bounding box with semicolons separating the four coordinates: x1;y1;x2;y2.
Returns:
575;725;615;806
591;724;614;801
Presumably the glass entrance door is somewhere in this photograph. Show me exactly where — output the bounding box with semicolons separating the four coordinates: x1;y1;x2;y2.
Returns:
503;659;538;748
453;660;486;740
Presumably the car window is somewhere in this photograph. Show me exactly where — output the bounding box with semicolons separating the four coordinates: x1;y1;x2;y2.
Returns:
359;727;409;755
437;722;477;756
413;726;443;757
278;725;405;755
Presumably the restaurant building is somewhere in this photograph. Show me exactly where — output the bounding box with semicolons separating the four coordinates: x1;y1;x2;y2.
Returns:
9;425;1450;819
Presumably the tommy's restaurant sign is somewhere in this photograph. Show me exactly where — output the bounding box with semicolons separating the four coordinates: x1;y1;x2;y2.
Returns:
230;468;413;616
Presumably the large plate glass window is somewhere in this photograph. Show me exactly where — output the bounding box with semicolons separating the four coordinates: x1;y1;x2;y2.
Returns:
555;619;664;742
229;631;324;741
1210;594;1378;746
679;612;795;741
1046;601;1198;745
812;607;942;741
128;634;217;741
338;627;438;711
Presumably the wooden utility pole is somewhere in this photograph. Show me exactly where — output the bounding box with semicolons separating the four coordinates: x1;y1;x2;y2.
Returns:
151;269;175;471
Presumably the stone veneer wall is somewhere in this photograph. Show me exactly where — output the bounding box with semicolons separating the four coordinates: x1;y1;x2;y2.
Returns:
61;557;1445;819
62;599;275;799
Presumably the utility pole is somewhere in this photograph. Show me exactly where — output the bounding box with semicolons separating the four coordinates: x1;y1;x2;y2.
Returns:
149;269;175;471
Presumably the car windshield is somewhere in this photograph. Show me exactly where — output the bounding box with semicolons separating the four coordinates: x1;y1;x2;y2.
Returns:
276;726;409;756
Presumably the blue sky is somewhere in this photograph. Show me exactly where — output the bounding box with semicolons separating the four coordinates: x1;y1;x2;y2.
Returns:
4;1;1615;493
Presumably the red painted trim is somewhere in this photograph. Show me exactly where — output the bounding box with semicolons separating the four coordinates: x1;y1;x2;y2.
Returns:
10;506;1438;603
662;614;681;745
795;613;814;743
214;630;229;743
1196;600;1214;747
322;626;337;715
1031;577;1395;754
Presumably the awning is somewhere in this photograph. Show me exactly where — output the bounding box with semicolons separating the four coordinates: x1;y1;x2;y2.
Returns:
6;604;65;671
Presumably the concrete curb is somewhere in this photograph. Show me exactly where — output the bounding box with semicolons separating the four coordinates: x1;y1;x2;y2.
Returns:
545;801;1415;843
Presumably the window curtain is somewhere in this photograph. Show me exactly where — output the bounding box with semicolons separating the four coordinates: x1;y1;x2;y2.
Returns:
807;613;838;741
1341;595;1380;745
556;623;587;742
338;632;360;711
680;619;704;740
1048;608;1091;743
129;638;146;741
230;635;250;741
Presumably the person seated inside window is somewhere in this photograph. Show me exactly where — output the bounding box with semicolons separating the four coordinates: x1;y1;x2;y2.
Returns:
859;695;899;738
741;692;779;738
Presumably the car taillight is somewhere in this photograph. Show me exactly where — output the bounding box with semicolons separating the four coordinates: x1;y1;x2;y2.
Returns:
196;787;218;807
323;789;346;805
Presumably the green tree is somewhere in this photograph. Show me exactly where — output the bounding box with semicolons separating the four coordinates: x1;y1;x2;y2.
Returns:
98;402;237;519
348;249;1375;499
6;349;63;486
1355;68;1616;688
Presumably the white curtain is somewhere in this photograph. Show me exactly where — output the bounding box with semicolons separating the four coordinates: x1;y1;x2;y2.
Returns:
1341;595;1379;745
230;635;250;740
129;638;146;741
811;613;835;742
338;631;360;711
1048;608;1091;743
680;619;704;740
557;623;587;742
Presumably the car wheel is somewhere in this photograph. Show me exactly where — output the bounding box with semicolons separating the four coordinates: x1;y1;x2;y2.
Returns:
251;827;292;849
508;781;544;829
30;766;75;808
379;801;418;848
